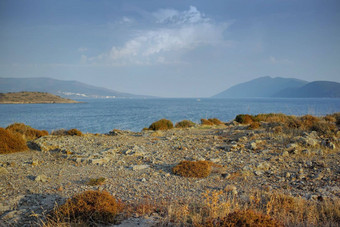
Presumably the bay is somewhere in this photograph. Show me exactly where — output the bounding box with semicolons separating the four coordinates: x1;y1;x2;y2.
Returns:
0;98;339;133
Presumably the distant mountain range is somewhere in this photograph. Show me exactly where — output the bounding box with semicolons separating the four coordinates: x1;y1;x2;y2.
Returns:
213;76;340;98
0;77;150;99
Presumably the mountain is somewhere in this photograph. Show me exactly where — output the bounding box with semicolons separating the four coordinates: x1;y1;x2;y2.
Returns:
273;81;340;98
0;91;81;104
213;76;308;98
0;77;148;99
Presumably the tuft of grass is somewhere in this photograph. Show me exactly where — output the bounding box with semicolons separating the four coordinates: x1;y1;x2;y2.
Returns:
175;120;196;128
172;160;212;178
87;177;106;186
208;118;224;125
6;123;48;141
201;119;214;126
66;128;83;136
49;190;124;225
0;128;28;154
148;119;174;130
248;121;261;130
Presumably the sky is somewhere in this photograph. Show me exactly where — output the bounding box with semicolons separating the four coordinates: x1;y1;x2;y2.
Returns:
1;0;340;97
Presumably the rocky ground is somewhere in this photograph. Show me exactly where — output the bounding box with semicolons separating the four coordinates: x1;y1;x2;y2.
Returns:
0;123;339;226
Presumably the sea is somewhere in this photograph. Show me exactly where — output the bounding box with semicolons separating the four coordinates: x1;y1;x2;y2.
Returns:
0;98;339;133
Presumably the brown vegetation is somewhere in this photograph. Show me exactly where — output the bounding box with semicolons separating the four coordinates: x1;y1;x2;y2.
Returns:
175;120;196;128
0;91;80;104
172;160;212;178
0;128;28;154
66;128;83;136
87;177;106;186
201;118;224;126
49;190;124;225
148;119;174;130
6;123;48;141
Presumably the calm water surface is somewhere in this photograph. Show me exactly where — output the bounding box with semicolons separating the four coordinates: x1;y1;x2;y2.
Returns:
0;98;339;133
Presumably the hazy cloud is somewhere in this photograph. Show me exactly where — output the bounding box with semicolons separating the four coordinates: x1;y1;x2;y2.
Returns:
88;6;231;66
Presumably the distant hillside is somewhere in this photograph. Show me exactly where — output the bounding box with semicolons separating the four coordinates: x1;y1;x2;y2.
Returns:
273;81;340;98
0;92;81;104
213;76;308;98
0;77;149;99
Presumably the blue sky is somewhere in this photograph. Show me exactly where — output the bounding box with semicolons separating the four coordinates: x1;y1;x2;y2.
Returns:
1;0;339;97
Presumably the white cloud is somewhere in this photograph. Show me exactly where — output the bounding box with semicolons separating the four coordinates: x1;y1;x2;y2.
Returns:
88;6;231;66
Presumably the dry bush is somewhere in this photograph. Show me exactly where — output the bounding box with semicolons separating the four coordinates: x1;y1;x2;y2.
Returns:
0;128;28;154
248;121;261;130
175;120;196;128
172;160;212;178
235;114;254;124
203;209;283;227
148;119;174;130
208;118;224;125
87;177;106;186
310;121;337;137
50;190;124;225
66;128;83;136
6;123;48;140
300;114;320;130
254;113;289;123
201;119;214;126
51;129;67;135
324;115;336;123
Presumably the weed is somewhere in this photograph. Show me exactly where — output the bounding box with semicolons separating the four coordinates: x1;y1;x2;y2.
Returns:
148;119;174;130
66;129;83;136
6;123;48;141
175;120;196;128
172;160;212;178
0;128;28;154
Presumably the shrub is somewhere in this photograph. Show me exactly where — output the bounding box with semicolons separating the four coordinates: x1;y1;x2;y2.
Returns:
248;121;261;130
51;129;67;135
310;121;336;136
148;119;173;130
300;115;320;130
87;177;106;186
67;128;83;136
235;114;254;124
172;160;212;178
0;128;28;154
204;209;283;227
208;118;224;125
6;123;48;140
201;119;214;126
175;120;196;128
54;190;123;225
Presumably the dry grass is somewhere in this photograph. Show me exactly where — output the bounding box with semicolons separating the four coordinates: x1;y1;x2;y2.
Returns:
148;119;174;130
248;121;261;130
66;128;83;136
0;128;28;154
208;118;224;125
6;123;48;141
201;119;214;126
87;177;106;186
175;120;196;128
46;190;124;225
172;160;212;178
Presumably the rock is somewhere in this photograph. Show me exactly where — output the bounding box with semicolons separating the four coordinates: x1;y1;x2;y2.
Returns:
0;167;9;175
132;165;150;171
249;142;257;150
256;162;270;171
286;143;299;149
282;151;289;157
299;137;318;147
321;139;336;150
35;175;48;182
89;158;108;165
31;160;39;166
210;158;221;163
286;172;291;178
301;150;311;155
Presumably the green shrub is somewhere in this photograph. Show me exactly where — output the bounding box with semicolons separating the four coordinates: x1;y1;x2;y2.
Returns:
67;128;83;136
175;120;196;128
54;190;124;225
148;119;173;130
0;128;28;154
235;114;254;124
172;160;212;178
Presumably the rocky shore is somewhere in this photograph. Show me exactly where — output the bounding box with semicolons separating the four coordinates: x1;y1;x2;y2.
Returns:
0;118;339;226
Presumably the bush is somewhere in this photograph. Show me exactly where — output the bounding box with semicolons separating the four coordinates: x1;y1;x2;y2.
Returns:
51;129;67;135
201;119;214;126
172;160;212;178
204;209;283;227
175;120;196;128
148;119;173;130
0;128;28;154
208;118;224;125
235;114;254;124
54;190;123;225
248;121;261;130
87;177;106;186
6;123;48;141
67;128;83;136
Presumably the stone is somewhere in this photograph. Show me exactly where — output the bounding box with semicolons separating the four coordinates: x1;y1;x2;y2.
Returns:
282;151;289;157
321;139;336;150
249;142;257;150
132;165;150;171
257;162;270;171
35;175;48;182
299;137;318;147
210;158;221;163
89;158;108;165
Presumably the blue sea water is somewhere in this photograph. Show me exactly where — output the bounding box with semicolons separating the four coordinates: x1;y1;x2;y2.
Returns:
0;98;339;133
